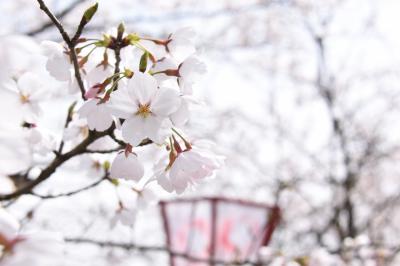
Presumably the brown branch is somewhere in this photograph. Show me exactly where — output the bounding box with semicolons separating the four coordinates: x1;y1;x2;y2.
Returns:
85;147;123;154
0;126;115;201
313;33;357;239
65;238;266;266
36;0;86;100
29;174;109;199
28;0;87;36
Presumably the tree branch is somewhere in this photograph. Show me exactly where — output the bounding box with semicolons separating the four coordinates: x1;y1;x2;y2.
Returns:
65;238;266;266
0;126;115;201
29;174;109;199
28;0;87;36
36;0;86;100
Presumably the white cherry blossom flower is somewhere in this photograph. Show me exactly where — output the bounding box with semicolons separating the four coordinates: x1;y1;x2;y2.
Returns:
151;55;206;95
0;208;19;240
167;27;196;62
110;152;144;181
151;57;179;83
41;41;71;82
178;55;206;94
110;207;137;228
83;66;113;99
110;72;180;146
156;147;223;194
136;187;157;210
0;72;47;122
0;35;40;81
0;209;64;266
41;41;78;94
78;99;113;132
0;129;32;175
26;126;57;156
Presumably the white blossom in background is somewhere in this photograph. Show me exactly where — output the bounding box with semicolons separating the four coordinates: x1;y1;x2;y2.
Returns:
62;115;89;143
0;35;40;81
136;187;157;210
0;209;64;266
0;72;47;122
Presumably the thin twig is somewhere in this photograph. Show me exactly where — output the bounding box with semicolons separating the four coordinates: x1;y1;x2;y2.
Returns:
30;175;109;199
28;0;87;36
0;126;115;201
36;0;86;100
65;238;266;266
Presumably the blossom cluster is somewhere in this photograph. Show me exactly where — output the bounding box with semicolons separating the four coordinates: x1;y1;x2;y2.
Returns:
0;3;223;263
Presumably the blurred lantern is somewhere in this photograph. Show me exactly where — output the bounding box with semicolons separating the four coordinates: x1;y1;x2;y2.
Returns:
160;197;280;266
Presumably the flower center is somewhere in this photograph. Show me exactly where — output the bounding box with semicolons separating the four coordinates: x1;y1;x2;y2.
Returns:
136;103;152;118
20;94;30;104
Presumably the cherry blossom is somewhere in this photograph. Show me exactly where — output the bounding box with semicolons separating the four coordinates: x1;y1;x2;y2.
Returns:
110;206;137;228
0;129;32;175
0;4;227;263
110;72;180;146
41;41;71;82
110;152;144;181
78;99;114;132
0;209;64;266
156;146;223;194
151;55;206;95
178;55;206;94
83;66;113;99
136;187;157;210
41;41;79;94
0;35;40;81
62;115;89;143
0;208;19;240
166;27;196;62
0;72;47;122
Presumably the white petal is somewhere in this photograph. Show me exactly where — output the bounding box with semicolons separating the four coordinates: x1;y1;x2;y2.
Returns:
157;172;174;193
17;72;43;97
151;57;178;82
0;208;20;239
110;153;144;181
128;72;157;104
170;99;190;126
78;99;113;132
40;41;63;57
109;86;135;119
121;116;148;146
46;55;71;82
151;87;181;116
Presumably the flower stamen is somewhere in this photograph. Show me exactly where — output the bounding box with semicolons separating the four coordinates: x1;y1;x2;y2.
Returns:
20;94;30;104
136;103;152;118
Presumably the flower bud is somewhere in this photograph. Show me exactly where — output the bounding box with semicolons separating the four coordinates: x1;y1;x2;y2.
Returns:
139;52;148;73
83;2;98;24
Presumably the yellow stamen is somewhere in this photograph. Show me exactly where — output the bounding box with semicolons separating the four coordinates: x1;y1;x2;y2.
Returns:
20;94;30;104
136;103;152;118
